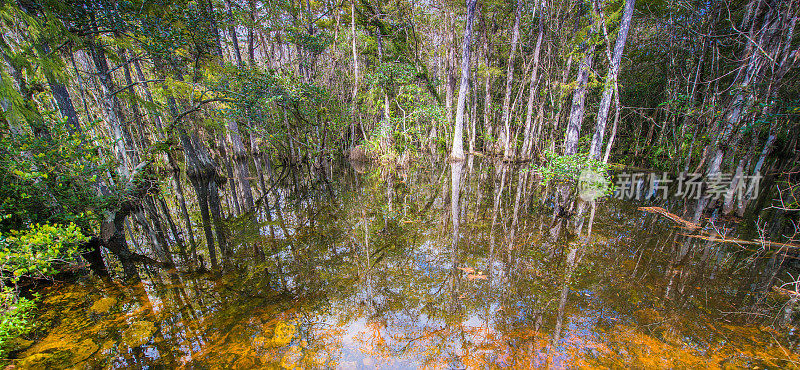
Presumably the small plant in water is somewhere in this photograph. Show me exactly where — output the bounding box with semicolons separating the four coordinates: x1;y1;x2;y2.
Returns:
534;150;613;200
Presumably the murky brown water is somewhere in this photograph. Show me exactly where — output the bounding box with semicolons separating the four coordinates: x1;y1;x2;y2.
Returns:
15;157;800;368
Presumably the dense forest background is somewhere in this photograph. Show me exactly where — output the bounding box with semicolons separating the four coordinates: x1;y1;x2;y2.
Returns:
0;0;798;355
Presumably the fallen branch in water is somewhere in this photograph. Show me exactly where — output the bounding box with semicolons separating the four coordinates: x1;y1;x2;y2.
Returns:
677;233;800;250
638;206;701;231
772;286;800;297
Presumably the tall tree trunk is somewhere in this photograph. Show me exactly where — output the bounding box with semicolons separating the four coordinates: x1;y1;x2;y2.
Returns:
217;134;242;215
119;46;151;152
451;0;478;161
589;0;635;160
375;30;391;147
351;1;360;145
602;92;620;163
469;54;477;153
227;121;255;211
133;59;165;134
209;1;255;212
167;152;197;258
445;12;455;128
501;0;522;159
564;46;595;156
482;31;492;152
552;52;574;149
180;130;221;269
521;12;544;159
39;44;82;134
247;0;256;65
86;35;134;177
225;0;244;68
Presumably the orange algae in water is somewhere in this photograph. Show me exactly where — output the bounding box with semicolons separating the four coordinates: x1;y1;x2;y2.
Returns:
18;334;98;369
122;321;156;348
89;297;117;314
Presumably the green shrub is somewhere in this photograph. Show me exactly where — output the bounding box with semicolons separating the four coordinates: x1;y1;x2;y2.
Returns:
0;288;35;358
534;151;614;200
0;223;86;280
0;222;87;357
534;150;610;183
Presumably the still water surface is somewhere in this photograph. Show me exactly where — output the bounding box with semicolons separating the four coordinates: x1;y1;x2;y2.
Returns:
17;157;800;368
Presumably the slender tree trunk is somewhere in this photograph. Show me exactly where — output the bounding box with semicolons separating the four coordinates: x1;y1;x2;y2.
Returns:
119;46;150;152
227;121;255;211
247;0;256;65
133;59;165;133
39;44;82;134
207;180;227;257
225;0;244;68
707;0;788;176
451;0;477;161
552;52;574;148
602;92;620;163
501;0;522;159
86;35;134;176
469;57;477;153
179;129;221;269
589;0;635;160
521;14;544;159
167;152;199;260
564;46;595;156
217;135;242;215
738;118;779;216
483;43;492;151
445;12;454;128
351;1;360;145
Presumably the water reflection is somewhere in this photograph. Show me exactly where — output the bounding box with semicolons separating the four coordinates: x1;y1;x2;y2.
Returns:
19;157;800;368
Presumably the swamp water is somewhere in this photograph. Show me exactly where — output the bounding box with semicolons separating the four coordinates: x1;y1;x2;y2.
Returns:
13;157;800;368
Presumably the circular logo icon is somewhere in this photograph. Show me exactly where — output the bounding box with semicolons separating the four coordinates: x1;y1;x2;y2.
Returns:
578;168;608;201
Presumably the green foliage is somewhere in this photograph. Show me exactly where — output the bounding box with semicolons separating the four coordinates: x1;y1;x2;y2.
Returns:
0;222;86;281
0;222;85;358
0;115;108;233
366;63;417;91
0;288;35;358
534;150;611;185
220;66;347;159
286;27;333;55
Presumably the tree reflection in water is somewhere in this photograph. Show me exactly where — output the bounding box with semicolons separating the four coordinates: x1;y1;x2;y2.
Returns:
20;158;800;368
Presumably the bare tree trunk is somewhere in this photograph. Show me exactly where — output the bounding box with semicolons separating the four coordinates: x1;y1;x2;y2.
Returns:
451;0;477;161
551;46;574;150
217;135;242;215
521;12;544;159
482;38;492;152
39;43;82;134
589;0;635;160
501;0;522;159
738;117;778;216
374;29;392;147
445;12;454;128
133;59;164;133
227;121;255;211
602;92;620;163
86;36;134;177
351;1;360;145
469;57;477;153
564;45;595;156
225;0;244;68
119;46;150;153
167;152;197;258
247;0;256;65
